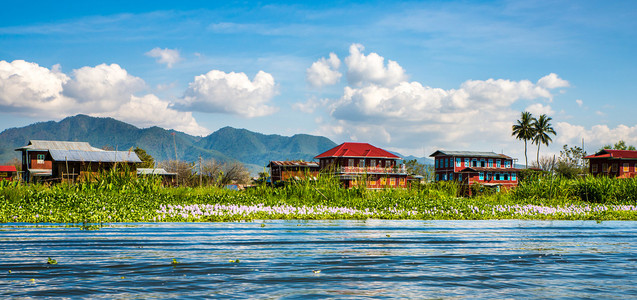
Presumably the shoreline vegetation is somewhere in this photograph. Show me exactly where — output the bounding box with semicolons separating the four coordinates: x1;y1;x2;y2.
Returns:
1;170;636;224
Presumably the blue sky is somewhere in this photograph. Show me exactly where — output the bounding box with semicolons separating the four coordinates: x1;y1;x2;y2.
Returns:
1;0;636;162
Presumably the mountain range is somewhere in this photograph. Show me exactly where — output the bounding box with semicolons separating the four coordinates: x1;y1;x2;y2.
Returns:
0;115;341;173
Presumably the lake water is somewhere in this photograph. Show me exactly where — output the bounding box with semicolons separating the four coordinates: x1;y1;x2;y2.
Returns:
0;220;635;299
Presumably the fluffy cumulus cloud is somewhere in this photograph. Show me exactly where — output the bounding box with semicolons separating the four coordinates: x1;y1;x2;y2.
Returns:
302;44;584;156
0;60;207;135
306;53;342;88
178;70;278;117
145;47;182;68
345;44;407;87
556;122;637;149
0;60;71;116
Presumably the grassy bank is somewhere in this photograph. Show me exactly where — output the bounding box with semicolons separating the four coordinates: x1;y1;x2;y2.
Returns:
1;172;636;223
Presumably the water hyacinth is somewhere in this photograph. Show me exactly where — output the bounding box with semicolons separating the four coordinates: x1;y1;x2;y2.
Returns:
156;203;419;220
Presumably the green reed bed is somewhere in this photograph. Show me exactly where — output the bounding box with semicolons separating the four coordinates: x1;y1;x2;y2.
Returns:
0;171;636;223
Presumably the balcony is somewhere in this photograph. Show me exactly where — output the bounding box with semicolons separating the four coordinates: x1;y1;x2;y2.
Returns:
338;165;407;174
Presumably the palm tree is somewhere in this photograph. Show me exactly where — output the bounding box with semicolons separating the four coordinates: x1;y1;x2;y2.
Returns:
532;114;556;165
512;111;535;168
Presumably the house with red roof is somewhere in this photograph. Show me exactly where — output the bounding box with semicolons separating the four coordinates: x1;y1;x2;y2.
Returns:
584;149;637;178
430;150;520;192
0;166;18;181
314;142;407;189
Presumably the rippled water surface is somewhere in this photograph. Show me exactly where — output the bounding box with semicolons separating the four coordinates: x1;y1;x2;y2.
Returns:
1;220;636;299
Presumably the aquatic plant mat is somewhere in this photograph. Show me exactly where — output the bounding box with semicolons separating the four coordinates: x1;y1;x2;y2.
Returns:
1;173;636;223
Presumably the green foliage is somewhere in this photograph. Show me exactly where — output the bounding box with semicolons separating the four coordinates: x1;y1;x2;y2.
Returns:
134;147;155;168
0;172;635;224
602;140;636;151
512;111;535;168
555;144;587;178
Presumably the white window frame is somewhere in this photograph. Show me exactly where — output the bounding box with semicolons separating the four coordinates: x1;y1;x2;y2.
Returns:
496;160;501;168
455;158;461;167
37;154;45;164
464;158;469;167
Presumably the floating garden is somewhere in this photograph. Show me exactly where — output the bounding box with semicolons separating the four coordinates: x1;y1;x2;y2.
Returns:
1;171;636;223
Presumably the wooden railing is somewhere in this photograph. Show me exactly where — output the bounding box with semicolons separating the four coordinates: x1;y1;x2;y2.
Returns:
339;166;406;174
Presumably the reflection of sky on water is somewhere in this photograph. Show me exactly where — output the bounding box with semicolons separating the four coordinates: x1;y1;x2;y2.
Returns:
0;220;635;298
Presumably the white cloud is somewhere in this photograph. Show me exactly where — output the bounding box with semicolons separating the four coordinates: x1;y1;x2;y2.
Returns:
306;53;342;88
344;43;407;87
63;63;145;112
576;99;583;107
0;60;71;116
537;73;570;89
93;94;209;136
0;60;208;135
145;47;182;68
556;122;637;150
179;70;278;117
292;97;330;114
525;103;555;116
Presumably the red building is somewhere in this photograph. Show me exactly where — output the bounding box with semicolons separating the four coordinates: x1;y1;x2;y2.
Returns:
315;142;407;189
584;149;637;178
0;166;18;181
267;161;320;182
430;150;519;191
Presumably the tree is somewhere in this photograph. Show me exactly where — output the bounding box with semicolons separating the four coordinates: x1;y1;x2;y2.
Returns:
159;160;195;186
133;147;155;168
532;114;556;164
555;145;587;178
512;111;535;168
601;140;636;151
200;159;251;186
404;159;435;181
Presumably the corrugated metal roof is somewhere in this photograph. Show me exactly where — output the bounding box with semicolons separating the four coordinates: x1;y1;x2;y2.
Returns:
137;168;176;175
16;140;102;151
430;150;512;159
315;143;401;159
49;149;141;163
267;161;319;167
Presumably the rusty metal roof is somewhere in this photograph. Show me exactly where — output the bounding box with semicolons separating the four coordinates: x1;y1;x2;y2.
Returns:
16;140;103;151
48;149;141;163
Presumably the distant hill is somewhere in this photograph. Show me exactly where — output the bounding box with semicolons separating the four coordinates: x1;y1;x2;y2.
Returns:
0;115;337;174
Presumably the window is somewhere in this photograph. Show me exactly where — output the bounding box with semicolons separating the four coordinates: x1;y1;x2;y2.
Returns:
435;159;439;168
380;177;387;185
443;174;447;181
479;172;484;180
390;178;396;185
592;164;598;173
612;164;618;172
504;173;509;181
464;158;469;167
480;160;486;167
385;160;391;168
36;154;45;164
495;173;500;180
512;173;517;181
450;173;453;180
496;160;501;168
436;174;439;181
602;163;608;172
360;159;365;168
623;163;629;173
456;158;461;167
458;174;462;181
486;172;492;180
445;158;448;168
488;159;493;168
348;159;354;167
371;159;376;167
399;178;405;185
505;161;511;168
472;159;477;167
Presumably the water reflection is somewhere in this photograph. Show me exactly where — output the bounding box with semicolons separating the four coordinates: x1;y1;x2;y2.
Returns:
0;220;636;298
